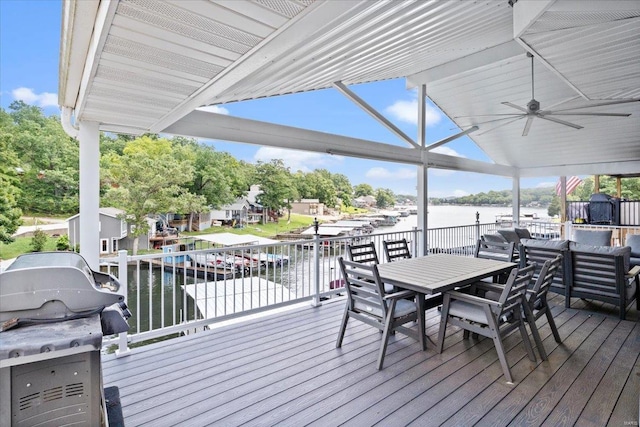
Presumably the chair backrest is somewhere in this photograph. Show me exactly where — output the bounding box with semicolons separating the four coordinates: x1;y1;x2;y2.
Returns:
527;255;562;308
474;239;515;262
497;264;535;317
338;257;387;317
519;238;570;292
482;233;508;244
514;227;532;239
383;239;411;263
346;242;379;265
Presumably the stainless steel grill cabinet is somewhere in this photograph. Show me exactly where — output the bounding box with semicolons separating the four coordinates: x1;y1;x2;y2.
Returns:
0;252;130;426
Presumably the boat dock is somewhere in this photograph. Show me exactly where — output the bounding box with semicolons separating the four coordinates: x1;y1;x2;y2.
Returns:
150;259;235;280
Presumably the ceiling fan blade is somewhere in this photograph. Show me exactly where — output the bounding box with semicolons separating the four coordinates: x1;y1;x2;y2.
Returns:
501;102;529;114
454;114;522;118
522;117;534;136
536;114;583;130
542;112;631;117
548;98;640;113
471;115;526;126
477;116;525;136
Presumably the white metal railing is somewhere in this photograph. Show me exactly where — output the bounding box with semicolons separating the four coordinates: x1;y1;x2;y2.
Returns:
100;228;421;354
104;219;628;355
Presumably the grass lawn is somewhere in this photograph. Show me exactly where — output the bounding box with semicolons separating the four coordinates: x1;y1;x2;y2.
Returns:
185;213;316;239
0;236;59;260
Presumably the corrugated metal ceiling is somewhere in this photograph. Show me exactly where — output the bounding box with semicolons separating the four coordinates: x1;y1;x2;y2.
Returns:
64;0;640;175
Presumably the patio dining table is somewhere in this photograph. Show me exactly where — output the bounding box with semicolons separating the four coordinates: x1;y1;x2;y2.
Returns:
377;253;517;347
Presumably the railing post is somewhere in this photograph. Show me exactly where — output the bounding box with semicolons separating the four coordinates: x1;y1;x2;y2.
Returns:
311;218;322;307
564;221;573;241
475;211;481;243
115;249;131;357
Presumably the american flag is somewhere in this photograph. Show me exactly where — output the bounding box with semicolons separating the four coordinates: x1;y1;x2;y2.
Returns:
556;176;583;196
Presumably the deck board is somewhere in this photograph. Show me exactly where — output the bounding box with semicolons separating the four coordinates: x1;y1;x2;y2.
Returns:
102;294;640;426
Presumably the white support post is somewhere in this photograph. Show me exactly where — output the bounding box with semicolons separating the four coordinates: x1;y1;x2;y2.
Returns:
417;84;428;256
512;176;521;226
116;250;131;358
78;121;100;270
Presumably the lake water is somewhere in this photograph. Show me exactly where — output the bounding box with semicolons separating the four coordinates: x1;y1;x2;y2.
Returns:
388;205;551;231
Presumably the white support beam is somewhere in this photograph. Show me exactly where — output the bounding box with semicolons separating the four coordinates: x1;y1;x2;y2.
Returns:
512;177;521;226
332;81;419;149
74;0;119;118
59;0;100;107
427;152;515;177
406;40;523;87
512;0;555;39
163;111;419;164
417;84;428;256
164;111;516;177
78;121;100;270
518;160;640;178
426;126;478;151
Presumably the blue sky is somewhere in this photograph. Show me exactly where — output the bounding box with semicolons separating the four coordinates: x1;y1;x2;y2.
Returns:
0;0;555;198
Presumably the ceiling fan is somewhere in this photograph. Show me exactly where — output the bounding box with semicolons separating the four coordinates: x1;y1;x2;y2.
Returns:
461;52;637;136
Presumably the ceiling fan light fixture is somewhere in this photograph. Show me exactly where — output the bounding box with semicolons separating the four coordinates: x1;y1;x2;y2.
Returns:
527;99;540;113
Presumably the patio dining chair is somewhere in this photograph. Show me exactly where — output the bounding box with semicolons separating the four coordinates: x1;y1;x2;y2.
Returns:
383;238;412;262
336;257;423;370
383;238;443;310
476;256;563;360
473;239;516;285
437;264;536;383
346;241;379;265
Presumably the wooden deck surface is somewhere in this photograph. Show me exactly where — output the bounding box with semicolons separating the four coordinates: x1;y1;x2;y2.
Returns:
103;294;640;426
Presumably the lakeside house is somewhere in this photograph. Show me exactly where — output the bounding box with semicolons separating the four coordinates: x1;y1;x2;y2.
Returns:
67;207;153;254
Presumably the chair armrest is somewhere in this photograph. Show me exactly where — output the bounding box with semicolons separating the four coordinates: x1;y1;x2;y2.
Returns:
446;290;501;308
473;282;505;294
383;290;416;301
626;265;640;279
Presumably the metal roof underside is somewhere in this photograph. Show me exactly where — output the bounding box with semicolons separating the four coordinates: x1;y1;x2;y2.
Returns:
60;0;640;177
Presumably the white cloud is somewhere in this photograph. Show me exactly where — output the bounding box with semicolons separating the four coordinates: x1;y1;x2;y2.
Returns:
385;98;441;126
536;181;556;188
197;105;230;115
431;146;464;158
253;147;338;172
452;189;470;197
365;167;416;180
12;87;58;107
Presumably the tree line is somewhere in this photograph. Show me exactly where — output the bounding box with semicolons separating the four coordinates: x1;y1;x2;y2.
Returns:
0;102;401;245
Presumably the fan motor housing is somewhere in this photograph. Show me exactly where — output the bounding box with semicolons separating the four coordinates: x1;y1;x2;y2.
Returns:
527;99;540;113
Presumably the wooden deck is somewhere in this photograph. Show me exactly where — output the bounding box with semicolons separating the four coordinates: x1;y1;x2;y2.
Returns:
103;294;640;426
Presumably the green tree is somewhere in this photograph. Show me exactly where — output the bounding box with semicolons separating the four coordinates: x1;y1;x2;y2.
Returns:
173;190;208;232
548;195;561;217
30;229;48;252
5;102;79;214
331;173;352;208
102;136;194;254
254;159;297;222
186;143;250;208
353;183;374;198
375;188;395;208
0;135;22;243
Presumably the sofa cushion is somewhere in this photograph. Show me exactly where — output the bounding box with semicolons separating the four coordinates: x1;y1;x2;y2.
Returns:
570;242;631;273
572;229;612;246
626;234;640;257
521;238;569;251
514;227;532;239
497;229;520;244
